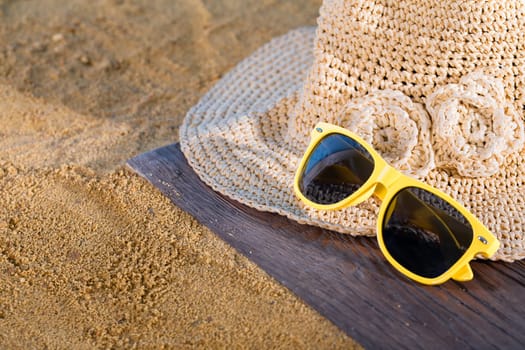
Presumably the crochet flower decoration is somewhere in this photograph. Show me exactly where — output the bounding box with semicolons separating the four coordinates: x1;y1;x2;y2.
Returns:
426;72;524;177
337;89;435;178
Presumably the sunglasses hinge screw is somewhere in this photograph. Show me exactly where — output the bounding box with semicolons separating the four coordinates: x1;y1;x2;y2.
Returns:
316;127;323;133
478;236;488;244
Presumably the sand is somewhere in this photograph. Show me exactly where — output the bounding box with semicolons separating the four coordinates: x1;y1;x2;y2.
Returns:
0;0;361;348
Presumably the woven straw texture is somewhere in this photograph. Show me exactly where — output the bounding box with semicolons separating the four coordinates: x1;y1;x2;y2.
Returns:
180;0;525;262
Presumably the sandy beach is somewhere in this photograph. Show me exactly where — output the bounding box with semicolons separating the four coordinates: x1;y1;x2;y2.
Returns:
0;0;360;348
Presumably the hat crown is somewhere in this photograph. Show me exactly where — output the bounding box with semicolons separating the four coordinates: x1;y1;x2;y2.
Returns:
290;0;525;139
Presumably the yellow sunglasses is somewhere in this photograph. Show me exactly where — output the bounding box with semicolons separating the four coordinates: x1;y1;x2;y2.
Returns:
294;122;500;285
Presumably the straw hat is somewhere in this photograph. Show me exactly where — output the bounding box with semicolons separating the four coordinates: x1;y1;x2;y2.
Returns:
180;0;525;262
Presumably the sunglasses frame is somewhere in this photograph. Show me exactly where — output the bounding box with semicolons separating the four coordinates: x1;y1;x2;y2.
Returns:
294;122;500;285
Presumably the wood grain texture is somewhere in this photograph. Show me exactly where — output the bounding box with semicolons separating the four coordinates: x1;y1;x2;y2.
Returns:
128;143;525;350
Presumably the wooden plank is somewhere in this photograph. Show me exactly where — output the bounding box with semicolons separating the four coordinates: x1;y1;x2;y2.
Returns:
128;143;525;350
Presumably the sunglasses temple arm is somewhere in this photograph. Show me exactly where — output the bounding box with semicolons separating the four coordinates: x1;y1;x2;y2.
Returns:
452;263;474;282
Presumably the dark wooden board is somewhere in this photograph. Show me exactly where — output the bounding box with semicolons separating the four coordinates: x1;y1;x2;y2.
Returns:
128;143;525;350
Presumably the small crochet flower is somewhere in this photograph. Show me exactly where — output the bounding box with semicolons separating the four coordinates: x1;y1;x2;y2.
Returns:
426;71;524;177
337;89;435;178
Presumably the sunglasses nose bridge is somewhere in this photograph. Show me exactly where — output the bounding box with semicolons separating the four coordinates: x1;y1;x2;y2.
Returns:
373;164;402;200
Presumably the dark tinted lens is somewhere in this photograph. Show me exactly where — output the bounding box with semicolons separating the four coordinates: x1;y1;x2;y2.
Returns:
382;187;473;278
299;134;375;205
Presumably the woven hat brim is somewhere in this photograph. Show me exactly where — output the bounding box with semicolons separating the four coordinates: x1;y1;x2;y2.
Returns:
180;27;380;236
180;27;525;262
